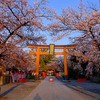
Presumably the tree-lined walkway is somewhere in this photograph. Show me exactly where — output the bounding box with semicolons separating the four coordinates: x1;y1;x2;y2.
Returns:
24;76;100;100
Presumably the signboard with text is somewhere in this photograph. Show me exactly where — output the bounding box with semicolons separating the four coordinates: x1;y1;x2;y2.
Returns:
49;44;55;55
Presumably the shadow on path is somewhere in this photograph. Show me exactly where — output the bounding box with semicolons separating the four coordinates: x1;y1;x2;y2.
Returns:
58;79;100;99
33;93;42;100
0;83;22;96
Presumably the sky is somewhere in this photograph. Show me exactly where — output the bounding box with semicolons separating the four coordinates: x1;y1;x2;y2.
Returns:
44;0;81;45
29;0;100;45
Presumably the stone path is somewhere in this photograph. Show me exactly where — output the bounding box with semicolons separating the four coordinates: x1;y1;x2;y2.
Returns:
0;81;40;100
24;76;100;100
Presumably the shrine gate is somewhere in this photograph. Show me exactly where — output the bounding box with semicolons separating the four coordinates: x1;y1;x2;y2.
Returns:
28;44;76;79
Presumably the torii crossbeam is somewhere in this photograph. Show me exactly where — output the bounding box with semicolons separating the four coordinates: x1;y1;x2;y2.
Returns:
28;44;76;79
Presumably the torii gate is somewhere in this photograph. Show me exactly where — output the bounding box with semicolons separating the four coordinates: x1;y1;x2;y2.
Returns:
28;44;76;79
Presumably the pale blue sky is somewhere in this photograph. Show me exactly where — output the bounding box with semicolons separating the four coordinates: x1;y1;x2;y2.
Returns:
29;0;100;45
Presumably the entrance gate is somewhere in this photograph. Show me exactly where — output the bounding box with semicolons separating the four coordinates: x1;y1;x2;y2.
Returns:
28;44;75;79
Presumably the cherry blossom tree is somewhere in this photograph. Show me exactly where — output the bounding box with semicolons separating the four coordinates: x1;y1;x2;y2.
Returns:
0;0;52;69
0;0;47;44
46;1;100;72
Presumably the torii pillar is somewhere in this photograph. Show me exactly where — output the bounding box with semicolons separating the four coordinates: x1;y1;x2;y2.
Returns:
64;47;68;79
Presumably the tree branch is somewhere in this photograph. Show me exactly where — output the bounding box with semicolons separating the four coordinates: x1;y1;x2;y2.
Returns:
3;21;29;44
7;4;20;21
89;27;100;51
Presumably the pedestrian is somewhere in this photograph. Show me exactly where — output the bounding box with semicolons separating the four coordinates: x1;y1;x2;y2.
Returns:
11;71;15;83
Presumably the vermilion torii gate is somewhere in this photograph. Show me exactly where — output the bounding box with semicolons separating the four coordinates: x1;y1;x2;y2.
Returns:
28;44;76;79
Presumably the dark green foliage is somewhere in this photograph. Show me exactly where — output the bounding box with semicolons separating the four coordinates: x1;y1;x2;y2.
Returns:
26;74;34;79
70;56;77;62
39;53;54;71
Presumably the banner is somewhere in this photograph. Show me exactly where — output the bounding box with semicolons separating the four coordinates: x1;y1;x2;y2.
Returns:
49;44;55;55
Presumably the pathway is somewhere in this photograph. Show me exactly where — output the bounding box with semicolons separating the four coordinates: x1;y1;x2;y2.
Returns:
24;76;100;100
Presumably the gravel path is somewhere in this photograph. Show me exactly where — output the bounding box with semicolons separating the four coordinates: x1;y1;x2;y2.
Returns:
24;76;100;100
0;80;41;100
0;77;100;100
